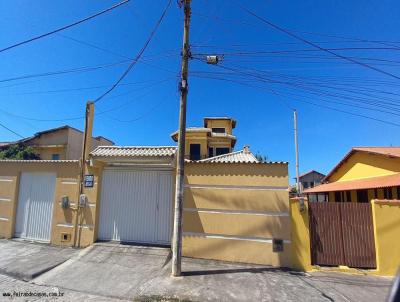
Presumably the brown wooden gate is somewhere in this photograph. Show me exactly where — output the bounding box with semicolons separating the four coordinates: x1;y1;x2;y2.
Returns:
309;202;376;268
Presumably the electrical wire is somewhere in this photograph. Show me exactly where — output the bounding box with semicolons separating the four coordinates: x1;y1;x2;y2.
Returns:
191;73;400;128
0;122;24;138
0;77;175;122
94;0;173;103
0;0;130;54
238;4;400;81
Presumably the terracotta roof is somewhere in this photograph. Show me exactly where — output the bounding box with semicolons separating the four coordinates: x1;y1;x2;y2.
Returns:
304;173;400;193
352;147;400;158
324;147;400;181
91;146;176;158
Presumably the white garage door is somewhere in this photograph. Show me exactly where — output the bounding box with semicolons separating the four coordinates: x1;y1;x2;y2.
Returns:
15;172;56;242
98;169;174;245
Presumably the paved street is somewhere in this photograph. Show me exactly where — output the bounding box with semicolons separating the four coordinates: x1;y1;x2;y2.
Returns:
0;240;393;301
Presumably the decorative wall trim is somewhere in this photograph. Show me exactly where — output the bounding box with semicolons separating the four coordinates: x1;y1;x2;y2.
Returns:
61;181;78;185
183;232;291;244
185;184;288;191
0;178;13;182
56;223;74;228
184;208;289;217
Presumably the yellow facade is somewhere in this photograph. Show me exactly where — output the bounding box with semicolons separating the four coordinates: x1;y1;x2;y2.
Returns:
171;117;237;159
290;198;400;276
182;162;291;267
0;161;100;248
371;200;400;276
328;151;400;182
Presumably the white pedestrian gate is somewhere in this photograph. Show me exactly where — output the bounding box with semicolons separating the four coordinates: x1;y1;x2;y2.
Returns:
15;172;56;242
98;168;174;245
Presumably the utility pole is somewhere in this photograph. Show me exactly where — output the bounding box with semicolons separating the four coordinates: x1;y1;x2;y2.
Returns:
172;0;191;277
294;109;301;195
74;101;94;247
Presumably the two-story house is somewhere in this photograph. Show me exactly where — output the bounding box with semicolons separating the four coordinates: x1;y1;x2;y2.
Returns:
171;117;237;160
0;125;113;160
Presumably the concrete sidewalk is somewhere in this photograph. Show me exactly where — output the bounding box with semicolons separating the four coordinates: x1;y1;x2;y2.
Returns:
0;240;77;281
31;243;392;302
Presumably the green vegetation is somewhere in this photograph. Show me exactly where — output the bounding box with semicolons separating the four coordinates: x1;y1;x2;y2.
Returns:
0;144;40;160
255;153;268;163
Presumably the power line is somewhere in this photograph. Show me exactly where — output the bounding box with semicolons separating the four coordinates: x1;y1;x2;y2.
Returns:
0;77;174;122
56;33;178;74
0;0;130;54
94;0;173;103
0;122;24;138
192;72;400;128
238;4;400;81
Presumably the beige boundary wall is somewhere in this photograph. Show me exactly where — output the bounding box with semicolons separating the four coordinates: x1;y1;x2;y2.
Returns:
290;198;400;276
182;162;291;267
0;160;102;248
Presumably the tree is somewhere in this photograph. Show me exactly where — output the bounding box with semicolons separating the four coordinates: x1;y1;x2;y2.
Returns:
255;153;268;163
0;144;40;160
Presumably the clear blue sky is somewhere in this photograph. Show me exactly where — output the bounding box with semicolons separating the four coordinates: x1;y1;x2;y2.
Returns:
1;0;400;182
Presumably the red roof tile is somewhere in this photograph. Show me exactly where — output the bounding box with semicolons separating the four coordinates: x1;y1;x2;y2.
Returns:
304;173;400;193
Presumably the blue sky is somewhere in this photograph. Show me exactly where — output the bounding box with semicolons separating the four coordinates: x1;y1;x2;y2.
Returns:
1;0;400;182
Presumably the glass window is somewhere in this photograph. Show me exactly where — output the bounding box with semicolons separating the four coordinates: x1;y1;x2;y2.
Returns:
397;187;400;199
211;128;225;133
334;191;342;202
346;191;351;202
357;190;369;203
384;187;393;200
189;144;201;161
208;147;214;158
215;147;230;156
52;154;60;160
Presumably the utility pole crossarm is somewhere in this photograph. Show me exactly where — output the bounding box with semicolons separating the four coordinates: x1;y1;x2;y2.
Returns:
172;0;191;277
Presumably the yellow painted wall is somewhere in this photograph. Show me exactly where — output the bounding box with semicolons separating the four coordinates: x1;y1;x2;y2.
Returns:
183;162;291;267
328;151;400;182
372;200;400;276
34;146;67;160
289;198;312;271
205;119;233;134
0;161;99;248
184;132;208;159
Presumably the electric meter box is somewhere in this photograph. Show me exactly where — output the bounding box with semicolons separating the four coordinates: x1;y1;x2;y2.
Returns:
79;194;87;208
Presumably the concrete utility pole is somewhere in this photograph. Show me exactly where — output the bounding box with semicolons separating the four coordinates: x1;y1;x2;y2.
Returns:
74;101;94;247
172;0;191;277
294;110;301;195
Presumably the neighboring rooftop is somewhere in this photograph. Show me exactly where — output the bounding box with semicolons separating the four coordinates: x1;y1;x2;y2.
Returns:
91;146;177;158
0;125;114;147
324;146;400;181
352;147;400;158
304;173;400;193
298;170;326;179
